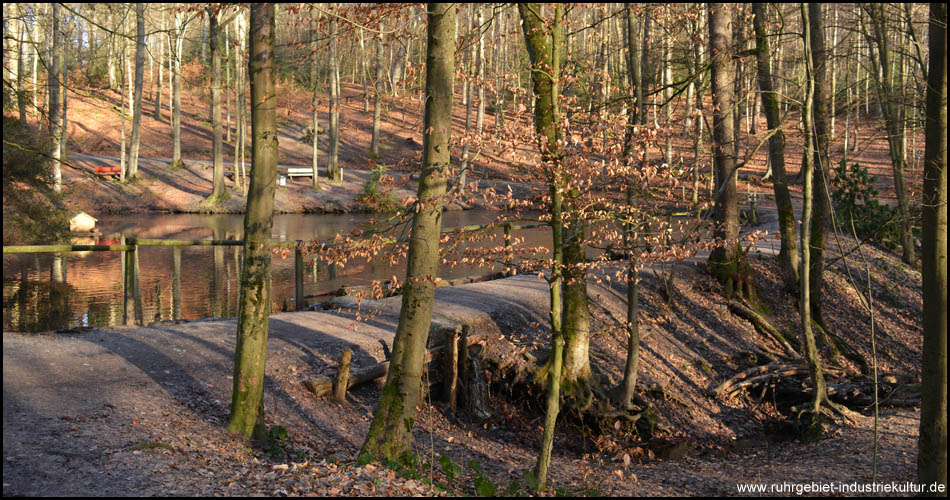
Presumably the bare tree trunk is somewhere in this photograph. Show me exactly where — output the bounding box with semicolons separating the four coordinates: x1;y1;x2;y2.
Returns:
153;11;165;120
328;15;341;182
370;31;383;158
311;19;321;189
206;8;228;203
707;3;753;299
228;2;278;441
808;2;832;322
519;3;567;492
171;12;184;169
49;2;63;193
918;2;947;488
864;4;917;265
359;2;455;463
753;3;799;288
128;3;145;179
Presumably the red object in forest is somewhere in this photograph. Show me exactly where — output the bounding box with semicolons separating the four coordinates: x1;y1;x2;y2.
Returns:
94;166;121;177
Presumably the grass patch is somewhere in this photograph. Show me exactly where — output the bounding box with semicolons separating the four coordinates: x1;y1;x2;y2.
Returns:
129;440;174;452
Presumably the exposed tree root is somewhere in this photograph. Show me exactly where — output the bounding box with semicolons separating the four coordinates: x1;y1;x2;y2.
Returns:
727;300;801;359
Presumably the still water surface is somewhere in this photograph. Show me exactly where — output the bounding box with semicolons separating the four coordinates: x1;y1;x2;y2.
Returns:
3;211;551;333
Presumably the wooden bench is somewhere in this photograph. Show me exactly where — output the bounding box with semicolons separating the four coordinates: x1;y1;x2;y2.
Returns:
287;167;316;180
94;166;121;178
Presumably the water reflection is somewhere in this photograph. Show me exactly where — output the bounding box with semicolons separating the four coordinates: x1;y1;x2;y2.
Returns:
2;211;549;333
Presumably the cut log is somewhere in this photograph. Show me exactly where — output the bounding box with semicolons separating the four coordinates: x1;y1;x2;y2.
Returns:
304;344;445;398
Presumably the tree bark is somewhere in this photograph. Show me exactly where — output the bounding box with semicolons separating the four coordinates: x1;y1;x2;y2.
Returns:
918;1;947;489
371;31;383;158
171;12;184;169
808;3;832;324
752;3;799;289
206;8;228;204
228;2;278;441
128;3;145;179
707;3;753;299
518;3;566;492
864;4;918;265
358;3;455;463
328;15;341;183
48;2;63;193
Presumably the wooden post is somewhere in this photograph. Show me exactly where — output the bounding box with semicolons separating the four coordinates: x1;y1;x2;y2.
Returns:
333;348;352;402
443;329;459;412
457;324;470;408
503;222;513;275
294;241;304;310
172;246;182;320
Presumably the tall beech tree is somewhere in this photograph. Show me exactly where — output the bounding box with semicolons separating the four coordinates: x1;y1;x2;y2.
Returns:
863;4;918;266
517;3;568;491
128;3;145;179
807;3;831;324
752;3;798;288
358;2;455;463
48;2;63;193
228;2;278;440
707;3;753;299
205;6;228;204
798;3;849;429
918;1;947;488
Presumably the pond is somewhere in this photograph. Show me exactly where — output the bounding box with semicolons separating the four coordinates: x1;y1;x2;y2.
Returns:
2;211;553;333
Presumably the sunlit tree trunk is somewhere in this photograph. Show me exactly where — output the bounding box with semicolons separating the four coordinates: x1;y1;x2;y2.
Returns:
171;12;184;169
707;3;753;299
48;2;63;193
918;1;947;488
371;31;383;157
206;8;228;203
228;3;278;440
518;3;566;492
359;2;455;462
128;3;145;179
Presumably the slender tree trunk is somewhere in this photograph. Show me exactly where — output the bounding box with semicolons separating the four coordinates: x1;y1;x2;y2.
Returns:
864;4;917;265
707;3;753;299
328;16;341;182
918;2;947;489
128;3;145;179
808;2;831;322
154;11;164;120
228;2;278;441
171;12;184;168
359;2;455;463
371;32;383;157
16;8;27;126
49;3;63;193
311;22;321;188
752;3;798;288
207;8;228;203
618;3;642;410
518;3;566;492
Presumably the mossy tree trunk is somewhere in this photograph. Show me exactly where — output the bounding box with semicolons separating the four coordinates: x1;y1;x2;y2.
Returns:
128;3;145;179
358;3;455;463
752;3;798;289
518;3;567;492
918;1;947;489
207;7;228;204
228;3;278;440
707;4;754;300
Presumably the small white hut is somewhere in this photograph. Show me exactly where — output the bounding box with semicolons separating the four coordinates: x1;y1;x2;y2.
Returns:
69;212;98;232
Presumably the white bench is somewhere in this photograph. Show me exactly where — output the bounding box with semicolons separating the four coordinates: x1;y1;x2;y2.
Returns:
287;167;316;179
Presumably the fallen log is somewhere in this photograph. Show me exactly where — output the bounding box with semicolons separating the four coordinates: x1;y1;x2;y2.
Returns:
303;343;451;398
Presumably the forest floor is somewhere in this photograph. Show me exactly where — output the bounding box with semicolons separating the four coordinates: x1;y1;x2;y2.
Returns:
3;208;924;496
